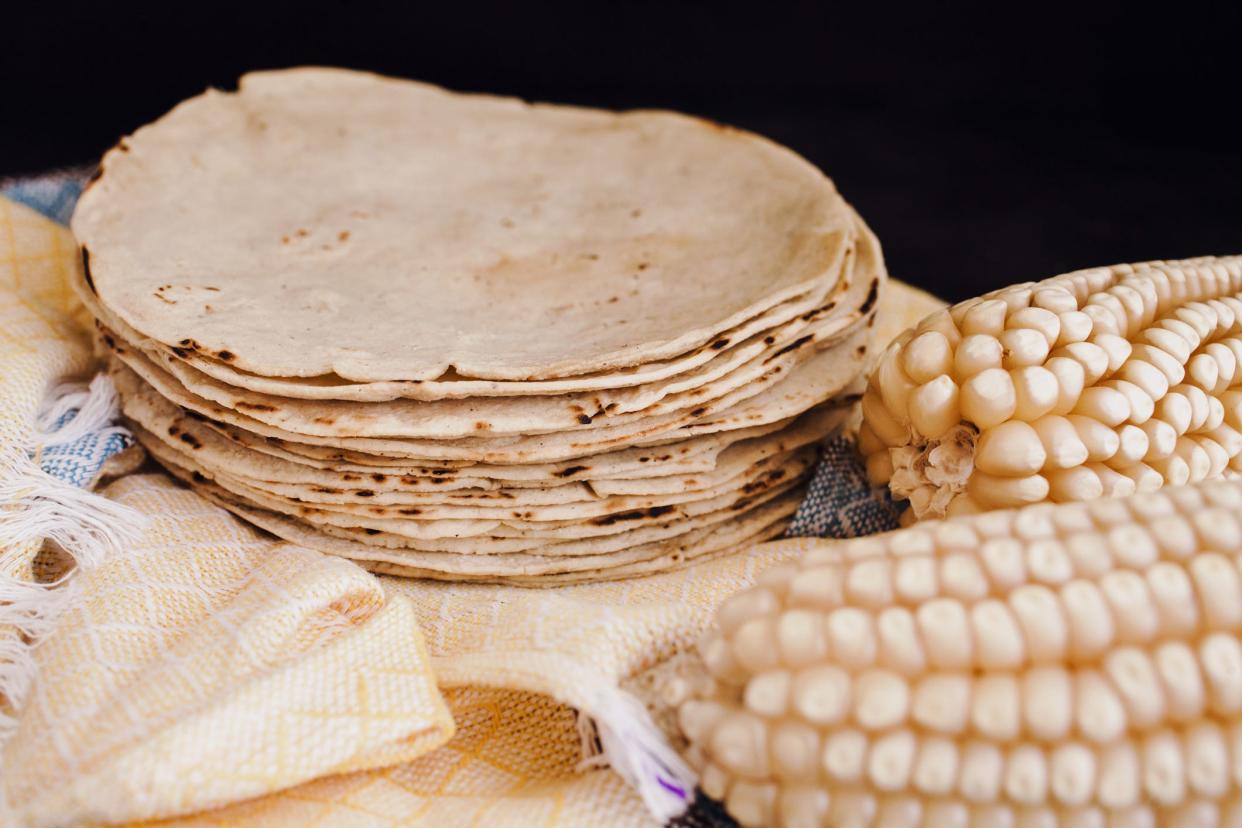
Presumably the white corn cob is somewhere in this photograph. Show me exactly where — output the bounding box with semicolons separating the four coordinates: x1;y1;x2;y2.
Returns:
674;479;1242;827
859;255;1242;521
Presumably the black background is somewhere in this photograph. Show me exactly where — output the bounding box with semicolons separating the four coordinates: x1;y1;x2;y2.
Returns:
4;1;1240;301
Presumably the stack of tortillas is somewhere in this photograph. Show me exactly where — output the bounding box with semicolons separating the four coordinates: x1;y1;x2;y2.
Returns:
70;67;885;585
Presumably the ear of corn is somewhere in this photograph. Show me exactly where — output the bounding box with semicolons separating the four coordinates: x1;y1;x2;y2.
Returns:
674;479;1242;826
859;256;1242;521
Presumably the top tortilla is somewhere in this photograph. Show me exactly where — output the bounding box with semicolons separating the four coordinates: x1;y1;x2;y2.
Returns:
72;67;856;382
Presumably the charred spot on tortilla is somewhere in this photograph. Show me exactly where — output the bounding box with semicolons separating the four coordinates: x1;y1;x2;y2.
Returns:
859;278;880;315
235;401;277;412
80;248;97;293
765;334;814;363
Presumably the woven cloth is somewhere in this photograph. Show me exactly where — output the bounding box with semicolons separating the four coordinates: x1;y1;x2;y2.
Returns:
0;175;943;827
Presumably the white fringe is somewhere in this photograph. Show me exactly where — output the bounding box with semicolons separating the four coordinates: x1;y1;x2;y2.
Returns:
31;373;126;449
576;684;696;822
0;376;145;740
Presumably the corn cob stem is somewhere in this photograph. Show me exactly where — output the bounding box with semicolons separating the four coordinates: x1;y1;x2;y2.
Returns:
861;257;1242;521
674;479;1242;826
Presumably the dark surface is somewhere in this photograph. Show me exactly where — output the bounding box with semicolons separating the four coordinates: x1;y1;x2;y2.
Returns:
4;1;1240;302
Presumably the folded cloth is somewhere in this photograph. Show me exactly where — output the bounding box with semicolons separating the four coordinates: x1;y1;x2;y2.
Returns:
0;180;943;827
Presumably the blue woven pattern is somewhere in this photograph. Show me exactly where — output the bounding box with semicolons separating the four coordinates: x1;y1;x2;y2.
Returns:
1;167;91;224
33;408;132;489
786;434;901;538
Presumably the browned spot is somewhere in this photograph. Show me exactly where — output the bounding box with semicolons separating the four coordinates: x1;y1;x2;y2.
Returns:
608;296;619;304
102;333;116;349
191;471;207;484
591;510;645;526
765;334;814;364
592;504;675;527
154;292;176;305
181;408;207;422
859;279;880;315
296;228;309;237
764;335;776;345
312;486;341;494
555;465;589;478
697;116;740;134
867;314;877;328
343;474;361;482
638;456;650;463
172;347;190;358
338;231;351;242
658;455;672;461
178;432;202;449
81;249;96;292
236;401;277;412
167;425;179;436
355;490;375;498
204;286;220;292
281;236;290;244
742;468;787;494
577;414;592;425
399;508;422;516
631;209;642;218
637;262;650;271
217;350;235;362
313;416;336;425
690;407;708;417
371;473;386;482
711;338;730;350
430;468;454;476
475;421;489;431
365;528;381;535
856;345;867;357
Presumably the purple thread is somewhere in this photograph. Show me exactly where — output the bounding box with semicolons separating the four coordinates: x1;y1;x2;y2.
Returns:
656;776;688;799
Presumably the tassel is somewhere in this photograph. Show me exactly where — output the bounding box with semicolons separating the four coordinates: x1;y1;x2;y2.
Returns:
576;684;696;822
0;375;144;739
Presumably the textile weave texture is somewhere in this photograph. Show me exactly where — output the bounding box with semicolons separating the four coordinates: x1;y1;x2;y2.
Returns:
0;173;943;827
